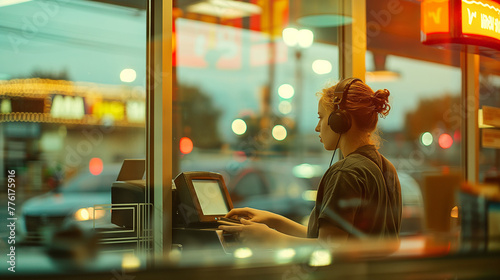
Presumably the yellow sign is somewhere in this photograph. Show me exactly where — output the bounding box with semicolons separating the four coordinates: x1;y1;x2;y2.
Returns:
92;101;125;121
462;0;500;42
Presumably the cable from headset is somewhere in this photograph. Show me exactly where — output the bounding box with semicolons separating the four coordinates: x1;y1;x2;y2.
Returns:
329;134;342;167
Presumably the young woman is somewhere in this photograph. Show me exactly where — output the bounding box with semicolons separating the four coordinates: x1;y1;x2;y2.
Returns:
219;78;402;248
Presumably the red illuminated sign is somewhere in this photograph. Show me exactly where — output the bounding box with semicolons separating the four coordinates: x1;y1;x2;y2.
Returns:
421;0;500;51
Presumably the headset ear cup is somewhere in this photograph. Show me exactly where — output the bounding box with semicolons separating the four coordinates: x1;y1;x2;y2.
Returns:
328;110;351;134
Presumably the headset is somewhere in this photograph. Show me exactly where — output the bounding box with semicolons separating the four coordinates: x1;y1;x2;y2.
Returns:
328;77;362;134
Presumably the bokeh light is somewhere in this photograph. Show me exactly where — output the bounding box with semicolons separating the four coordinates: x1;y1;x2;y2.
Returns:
272;125;287;141
180;137;194;154
89;157;103;176
278;100;292;114
232;119;247;135
312;60;332;74
278;84;294;99
438;133;453;149
420;132;433;146
120;68;136;83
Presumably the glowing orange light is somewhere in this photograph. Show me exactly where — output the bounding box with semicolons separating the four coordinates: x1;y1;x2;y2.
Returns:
439;133;453;149
421;0;450;35
450;206;459;218
180;137;193;154
89;157;103;176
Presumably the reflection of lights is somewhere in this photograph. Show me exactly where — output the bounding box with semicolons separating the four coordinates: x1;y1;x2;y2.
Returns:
301;190;317;201
75;207;105;221
180;137;194;154
122;253;141;270
282;28;314;48
309;249;332;267
298;29;314;48
275;248;296;263
234;247;253;258
312;60;332;74
120;68;137;83
451;206;458;218
278;84;294;99
232;119;247;135
187;0;261;19
272;125;287;141
421;132;433;146
438;133;453;149
89;158;103;176
278;101;292;115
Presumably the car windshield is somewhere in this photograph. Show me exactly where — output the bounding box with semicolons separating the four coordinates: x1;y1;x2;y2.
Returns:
60;172;117;193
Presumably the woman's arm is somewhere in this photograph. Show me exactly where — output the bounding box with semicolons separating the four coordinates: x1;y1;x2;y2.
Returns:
225;207;307;237
218;219;346;248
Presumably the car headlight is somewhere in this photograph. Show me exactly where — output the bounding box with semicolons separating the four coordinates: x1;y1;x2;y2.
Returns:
75;207;105;221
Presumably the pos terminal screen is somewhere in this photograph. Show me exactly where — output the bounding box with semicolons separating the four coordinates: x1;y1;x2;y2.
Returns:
192;179;229;215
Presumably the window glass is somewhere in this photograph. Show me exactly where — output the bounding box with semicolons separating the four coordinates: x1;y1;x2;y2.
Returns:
0;0;146;274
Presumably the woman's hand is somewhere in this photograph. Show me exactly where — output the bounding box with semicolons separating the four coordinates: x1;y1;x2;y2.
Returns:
224;207;281;228
218;219;284;248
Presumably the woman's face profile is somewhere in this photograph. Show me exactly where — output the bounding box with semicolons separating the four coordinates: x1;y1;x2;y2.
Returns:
315;100;340;151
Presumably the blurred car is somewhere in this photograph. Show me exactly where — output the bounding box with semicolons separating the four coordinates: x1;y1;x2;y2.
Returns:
17;165;120;244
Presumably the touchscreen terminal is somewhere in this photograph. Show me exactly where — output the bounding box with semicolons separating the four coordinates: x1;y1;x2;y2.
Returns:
192;179;229;215
173;171;234;227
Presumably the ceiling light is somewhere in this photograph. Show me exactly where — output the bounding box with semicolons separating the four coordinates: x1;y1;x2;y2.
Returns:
187;0;261;19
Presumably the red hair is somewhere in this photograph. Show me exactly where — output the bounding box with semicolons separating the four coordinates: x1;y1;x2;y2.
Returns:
319;80;391;132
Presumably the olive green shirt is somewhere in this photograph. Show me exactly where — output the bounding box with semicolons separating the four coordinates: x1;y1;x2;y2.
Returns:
307;145;402;239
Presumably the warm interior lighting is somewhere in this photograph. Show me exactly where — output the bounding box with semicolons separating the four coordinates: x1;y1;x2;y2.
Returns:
365;70;401;82
479;109;494;128
366;53;400;82
187;0;261;19
450;206;459;218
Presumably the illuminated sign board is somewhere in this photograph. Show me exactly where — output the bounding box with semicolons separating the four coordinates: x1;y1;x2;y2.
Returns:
422;0;500;51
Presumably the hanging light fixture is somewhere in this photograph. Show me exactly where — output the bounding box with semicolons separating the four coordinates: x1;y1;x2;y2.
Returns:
292;0;353;27
365;53;401;82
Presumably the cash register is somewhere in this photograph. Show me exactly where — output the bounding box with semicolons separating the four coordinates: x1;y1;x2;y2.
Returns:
111;165;240;254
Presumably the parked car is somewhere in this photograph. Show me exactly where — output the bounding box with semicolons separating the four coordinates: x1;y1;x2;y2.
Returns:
17;165;120;244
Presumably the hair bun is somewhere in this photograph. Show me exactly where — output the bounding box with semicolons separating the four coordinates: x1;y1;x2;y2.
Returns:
373;89;391;117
